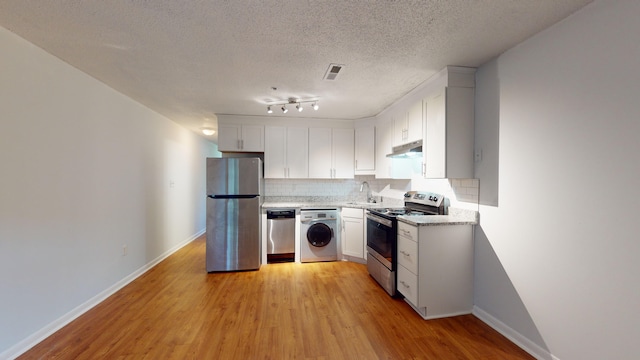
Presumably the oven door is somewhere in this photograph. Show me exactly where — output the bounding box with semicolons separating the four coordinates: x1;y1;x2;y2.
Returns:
366;213;396;270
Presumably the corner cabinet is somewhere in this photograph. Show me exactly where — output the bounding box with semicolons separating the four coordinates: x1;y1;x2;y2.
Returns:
218;124;264;152
355;126;375;175
264;126;308;178
396;221;473;320
341;208;365;263
308;128;354;179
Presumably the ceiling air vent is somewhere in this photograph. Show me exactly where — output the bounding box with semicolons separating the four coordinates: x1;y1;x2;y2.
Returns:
323;63;344;81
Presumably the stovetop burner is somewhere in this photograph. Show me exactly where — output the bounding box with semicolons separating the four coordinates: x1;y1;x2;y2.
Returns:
368;191;448;219
368;207;429;219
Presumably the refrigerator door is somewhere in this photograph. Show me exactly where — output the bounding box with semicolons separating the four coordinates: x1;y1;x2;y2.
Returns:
206;196;261;272
207;157;262;196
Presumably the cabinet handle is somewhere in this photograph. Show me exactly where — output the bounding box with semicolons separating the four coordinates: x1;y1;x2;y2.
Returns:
400;281;410;288
400;229;411;236
400;250;410;256
241;139;244;149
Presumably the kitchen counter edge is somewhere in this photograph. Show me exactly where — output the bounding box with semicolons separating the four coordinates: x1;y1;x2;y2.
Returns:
262;202;478;225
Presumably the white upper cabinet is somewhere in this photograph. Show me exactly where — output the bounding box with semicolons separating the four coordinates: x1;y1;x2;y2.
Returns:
355;126;375;175
309;128;354;179
393;100;423;146
264;126;308;179
218;124;264;152
423;86;474;179
375;118;412;179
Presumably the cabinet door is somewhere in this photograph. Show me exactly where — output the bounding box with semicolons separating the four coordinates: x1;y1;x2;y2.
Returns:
393;113;408;146
308;128;333;178
240;125;264;152
342;209;364;258
425;89;446;178
217;124;242;151
406;100;423;143
375;119;393;178
264;126;286;178
286;127;309;178
332;128;354;178
355;126;375;173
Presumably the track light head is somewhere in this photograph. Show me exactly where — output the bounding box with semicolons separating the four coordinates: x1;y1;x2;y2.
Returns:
281;104;288;113
296;103;303;112
312;102;319;110
267;105;273;114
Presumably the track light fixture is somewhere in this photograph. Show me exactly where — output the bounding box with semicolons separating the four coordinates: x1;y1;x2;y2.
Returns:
266;98;320;114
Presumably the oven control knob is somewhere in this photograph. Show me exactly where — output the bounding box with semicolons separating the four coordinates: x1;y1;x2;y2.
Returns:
432;196;438;202
404;192;411;198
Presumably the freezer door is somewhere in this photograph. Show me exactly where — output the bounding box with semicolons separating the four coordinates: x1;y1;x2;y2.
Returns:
206;157;262;196
206;197;261;271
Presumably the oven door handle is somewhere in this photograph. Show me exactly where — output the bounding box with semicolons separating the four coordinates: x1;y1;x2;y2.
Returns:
366;213;393;228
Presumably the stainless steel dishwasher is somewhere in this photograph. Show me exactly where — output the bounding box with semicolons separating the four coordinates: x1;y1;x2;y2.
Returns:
266;209;296;262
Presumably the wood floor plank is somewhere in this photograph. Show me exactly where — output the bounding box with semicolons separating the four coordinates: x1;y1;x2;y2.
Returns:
18;235;534;359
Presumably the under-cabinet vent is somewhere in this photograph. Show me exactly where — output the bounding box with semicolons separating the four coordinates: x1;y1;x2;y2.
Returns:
323;63;344;81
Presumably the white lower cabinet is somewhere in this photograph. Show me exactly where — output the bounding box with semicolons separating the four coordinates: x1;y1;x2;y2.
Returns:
341;208;365;263
396;221;473;319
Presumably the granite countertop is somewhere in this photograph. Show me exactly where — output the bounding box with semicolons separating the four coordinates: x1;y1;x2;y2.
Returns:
397;207;478;226
262;201;383;210
262;197;478;226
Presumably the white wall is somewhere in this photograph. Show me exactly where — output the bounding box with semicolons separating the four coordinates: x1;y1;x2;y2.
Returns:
0;26;215;357
473;1;640;359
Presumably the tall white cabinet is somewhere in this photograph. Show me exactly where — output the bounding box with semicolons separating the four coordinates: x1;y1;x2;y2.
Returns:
422;67;475;179
264;126;308;178
308;128;354;179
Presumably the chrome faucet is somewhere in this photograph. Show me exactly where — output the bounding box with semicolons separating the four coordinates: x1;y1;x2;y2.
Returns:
360;181;374;203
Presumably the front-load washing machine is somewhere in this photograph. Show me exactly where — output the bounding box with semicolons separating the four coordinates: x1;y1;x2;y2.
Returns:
299;209;338;262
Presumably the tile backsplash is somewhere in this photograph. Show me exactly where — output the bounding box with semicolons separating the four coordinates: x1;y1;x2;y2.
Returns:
265;176;479;210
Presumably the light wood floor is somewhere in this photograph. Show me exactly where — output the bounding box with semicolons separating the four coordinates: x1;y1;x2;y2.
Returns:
20;235;533;359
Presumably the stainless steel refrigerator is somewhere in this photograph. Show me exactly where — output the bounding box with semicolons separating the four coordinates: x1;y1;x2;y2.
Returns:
206;157;263;272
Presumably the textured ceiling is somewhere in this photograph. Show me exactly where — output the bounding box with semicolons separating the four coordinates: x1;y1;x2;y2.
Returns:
0;0;592;141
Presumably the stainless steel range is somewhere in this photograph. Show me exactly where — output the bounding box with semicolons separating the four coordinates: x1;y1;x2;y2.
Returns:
366;191;447;296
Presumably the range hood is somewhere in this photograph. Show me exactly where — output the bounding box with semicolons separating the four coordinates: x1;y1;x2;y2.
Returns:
386;139;423;158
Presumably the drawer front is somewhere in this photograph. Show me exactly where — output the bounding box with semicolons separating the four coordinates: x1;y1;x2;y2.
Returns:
341;207;363;218
397;236;418;274
397;265;418;306
398;221;417;242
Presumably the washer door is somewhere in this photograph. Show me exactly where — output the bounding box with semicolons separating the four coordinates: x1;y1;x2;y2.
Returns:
306;222;333;247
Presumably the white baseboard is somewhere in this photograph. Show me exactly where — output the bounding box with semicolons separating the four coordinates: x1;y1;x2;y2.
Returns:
0;229;204;360
472;306;559;360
